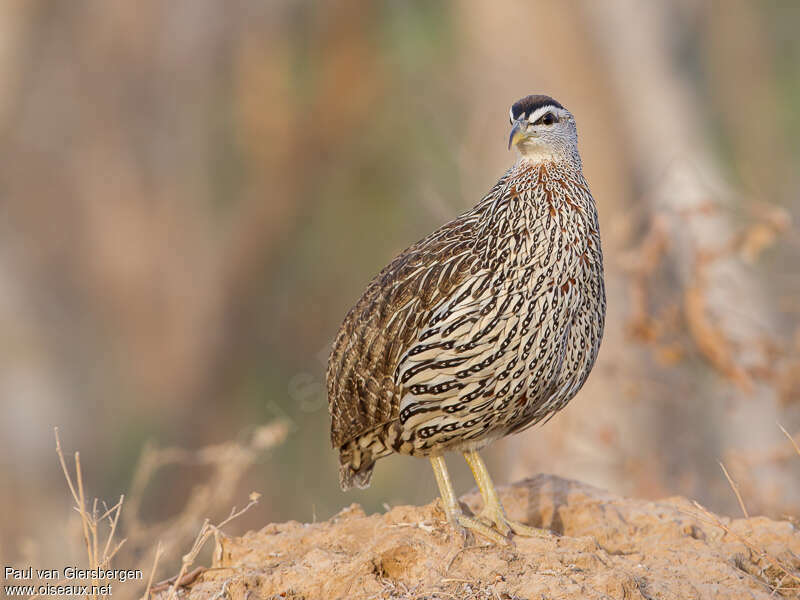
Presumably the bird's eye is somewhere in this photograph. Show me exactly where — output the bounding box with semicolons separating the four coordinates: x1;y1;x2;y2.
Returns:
535;113;556;126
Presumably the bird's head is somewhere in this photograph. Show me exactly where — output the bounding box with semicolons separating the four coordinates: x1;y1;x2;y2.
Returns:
508;95;579;165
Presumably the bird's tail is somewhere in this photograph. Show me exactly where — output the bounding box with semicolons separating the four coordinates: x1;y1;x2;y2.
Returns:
338;440;377;490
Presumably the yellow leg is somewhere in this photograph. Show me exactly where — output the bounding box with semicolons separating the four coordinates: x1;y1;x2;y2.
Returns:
429;455;509;545
463;450;547;538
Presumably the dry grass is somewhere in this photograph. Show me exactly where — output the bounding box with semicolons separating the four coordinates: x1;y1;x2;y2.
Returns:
682;500;800;597
724;425;800;519
41;428;127;600
158;492;262;600
683;423;800;597
719;461;749;518
50;422;289;600
123;422;288;571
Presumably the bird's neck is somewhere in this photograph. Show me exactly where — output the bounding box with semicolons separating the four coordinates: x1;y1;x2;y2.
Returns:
511;157;584;186
516;148;582;171
512;159;596;226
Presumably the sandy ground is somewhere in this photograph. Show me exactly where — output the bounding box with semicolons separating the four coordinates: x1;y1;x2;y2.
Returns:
165;474;800;599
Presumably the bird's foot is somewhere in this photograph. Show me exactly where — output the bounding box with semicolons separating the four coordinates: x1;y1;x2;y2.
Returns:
451;511;511;546
434;499;511;545
475;503;549;539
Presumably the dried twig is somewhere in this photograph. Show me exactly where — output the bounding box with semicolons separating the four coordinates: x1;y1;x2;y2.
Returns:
165;494;261;600
150;566;205;594
51;428;128;600
49;424;286;600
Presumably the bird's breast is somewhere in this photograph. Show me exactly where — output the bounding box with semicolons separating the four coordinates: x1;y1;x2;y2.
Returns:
389;167;605;452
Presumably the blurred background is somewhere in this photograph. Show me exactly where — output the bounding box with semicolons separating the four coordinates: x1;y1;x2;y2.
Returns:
1;0;799;584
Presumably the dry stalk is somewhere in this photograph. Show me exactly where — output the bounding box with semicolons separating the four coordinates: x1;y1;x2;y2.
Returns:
141;542;164;600
719;461;749;518
49;422;287;600
113;420;288;591
778;424;800;457
723;423;800;517
683;501;800;589
52;427;128;600
165;494;261;600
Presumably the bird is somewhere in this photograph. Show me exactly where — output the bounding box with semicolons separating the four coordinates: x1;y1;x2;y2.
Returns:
326;94;605;544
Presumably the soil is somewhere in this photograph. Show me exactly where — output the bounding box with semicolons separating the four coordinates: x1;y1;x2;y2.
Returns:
168;474;800;599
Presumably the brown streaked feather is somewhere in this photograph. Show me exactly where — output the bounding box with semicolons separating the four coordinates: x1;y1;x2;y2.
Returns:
328;222;486;447
327;155;605;489
327;170;517;450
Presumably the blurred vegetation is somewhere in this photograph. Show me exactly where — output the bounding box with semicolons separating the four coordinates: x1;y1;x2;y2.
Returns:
0;0;799;579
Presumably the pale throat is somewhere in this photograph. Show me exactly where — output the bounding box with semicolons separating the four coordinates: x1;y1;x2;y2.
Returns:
515;142;580;170
515;142;562;164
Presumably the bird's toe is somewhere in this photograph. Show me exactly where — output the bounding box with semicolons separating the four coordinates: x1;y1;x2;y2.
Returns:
453;513;512;546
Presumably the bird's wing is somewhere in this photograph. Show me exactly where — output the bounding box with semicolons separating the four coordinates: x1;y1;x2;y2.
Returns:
326;219;482;448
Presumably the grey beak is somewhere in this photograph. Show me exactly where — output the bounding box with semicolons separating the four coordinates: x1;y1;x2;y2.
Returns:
508;121;524;150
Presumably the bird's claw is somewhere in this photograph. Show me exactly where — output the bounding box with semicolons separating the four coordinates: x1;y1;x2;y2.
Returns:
434;499;511;545
451;512;511;546
475;505;549;539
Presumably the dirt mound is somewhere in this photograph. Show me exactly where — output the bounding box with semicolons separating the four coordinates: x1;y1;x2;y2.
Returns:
171;474;800;599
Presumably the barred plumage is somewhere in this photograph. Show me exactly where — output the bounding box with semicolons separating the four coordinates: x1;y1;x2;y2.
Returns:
326;95;605;543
